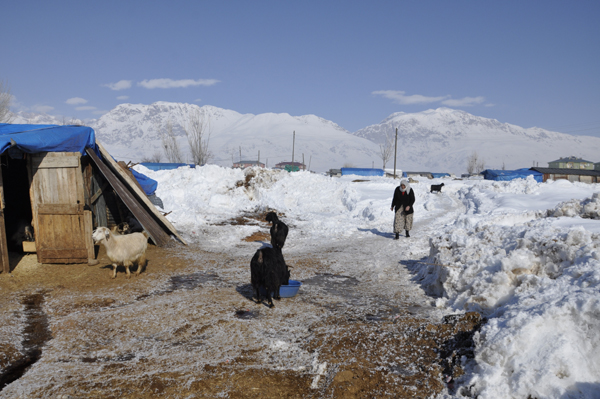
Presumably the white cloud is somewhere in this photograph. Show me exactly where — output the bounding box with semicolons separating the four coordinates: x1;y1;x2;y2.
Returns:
117;95;129;100
66;97;88;105
441;96;485;107
32;105;54;113
372;90;448;105
104;80;132;91
374;90;488;108
75;106;96;111
194;98;202;103
138;78;219;89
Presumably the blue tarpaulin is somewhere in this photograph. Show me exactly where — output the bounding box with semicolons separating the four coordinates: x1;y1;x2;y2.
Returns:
0;124;158;195
431;173;451;178
341;168;385;177
482;168;543;183
0;123;97;155
130;168;158;195
140;162;196;171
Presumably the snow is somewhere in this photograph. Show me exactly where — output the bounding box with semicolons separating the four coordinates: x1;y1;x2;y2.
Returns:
135;165;600;398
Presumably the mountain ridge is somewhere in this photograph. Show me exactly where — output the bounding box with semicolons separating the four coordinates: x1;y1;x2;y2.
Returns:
10;103;600;174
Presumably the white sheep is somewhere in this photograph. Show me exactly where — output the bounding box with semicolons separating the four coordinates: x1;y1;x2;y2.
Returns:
92;226;148;279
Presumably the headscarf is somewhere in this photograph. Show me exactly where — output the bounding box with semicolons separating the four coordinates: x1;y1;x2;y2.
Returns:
400;179;411;193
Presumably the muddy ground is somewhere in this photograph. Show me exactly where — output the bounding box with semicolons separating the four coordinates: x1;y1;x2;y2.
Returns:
0;216;482;399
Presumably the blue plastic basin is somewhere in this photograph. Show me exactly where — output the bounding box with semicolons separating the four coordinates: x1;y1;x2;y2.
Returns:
279;280;302;297
260;280;302;298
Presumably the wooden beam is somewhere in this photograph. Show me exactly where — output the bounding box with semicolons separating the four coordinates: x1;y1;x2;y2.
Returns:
89;181;109;204
85;147;173;246
93;143;187;245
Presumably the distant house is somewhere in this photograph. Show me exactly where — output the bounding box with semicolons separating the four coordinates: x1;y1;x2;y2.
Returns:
530;167;600;184
548;156;594;170
233;160;265;169
326;168;342;177
274;161;306;171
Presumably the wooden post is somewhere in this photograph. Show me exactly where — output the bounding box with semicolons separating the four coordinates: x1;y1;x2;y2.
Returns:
0;163;9;273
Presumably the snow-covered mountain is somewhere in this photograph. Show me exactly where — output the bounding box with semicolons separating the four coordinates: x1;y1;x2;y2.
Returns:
89;102;380;173
353;108;600;174
10;111;70;125
9;104;600;175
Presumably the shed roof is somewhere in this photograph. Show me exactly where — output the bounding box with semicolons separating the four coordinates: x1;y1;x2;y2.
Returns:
531;167;600;176
0;123;96;155
548;156;593;164
235;160;264;164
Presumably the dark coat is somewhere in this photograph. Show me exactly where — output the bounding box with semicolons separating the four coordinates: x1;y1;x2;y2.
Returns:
391;187;415;214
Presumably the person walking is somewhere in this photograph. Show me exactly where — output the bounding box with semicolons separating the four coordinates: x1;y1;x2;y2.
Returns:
390;179;415;238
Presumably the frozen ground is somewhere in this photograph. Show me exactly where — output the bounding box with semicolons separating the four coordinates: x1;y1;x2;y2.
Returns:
1;166;599;398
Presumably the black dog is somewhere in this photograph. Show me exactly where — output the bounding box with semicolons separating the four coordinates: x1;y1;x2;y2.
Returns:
430;183;445;193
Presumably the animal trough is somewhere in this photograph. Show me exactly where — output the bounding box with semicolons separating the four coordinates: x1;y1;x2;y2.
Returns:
261;280;303;298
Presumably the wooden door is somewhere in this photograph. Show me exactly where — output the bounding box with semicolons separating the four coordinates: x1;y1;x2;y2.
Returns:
29;152;93;264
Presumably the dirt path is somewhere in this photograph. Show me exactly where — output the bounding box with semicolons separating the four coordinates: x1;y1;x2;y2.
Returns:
0;222;481;398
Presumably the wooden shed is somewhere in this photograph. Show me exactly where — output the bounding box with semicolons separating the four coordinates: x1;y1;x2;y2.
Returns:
530;167;600;184
0;123;185;274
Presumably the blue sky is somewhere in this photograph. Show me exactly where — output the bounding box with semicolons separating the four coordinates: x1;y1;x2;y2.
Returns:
2;0;599;136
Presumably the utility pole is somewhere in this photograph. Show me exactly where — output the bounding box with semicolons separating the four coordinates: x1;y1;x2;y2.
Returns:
292;131;296;165
258;150;260;164
239;146;242;162
393;127;398;179
302;153;305;170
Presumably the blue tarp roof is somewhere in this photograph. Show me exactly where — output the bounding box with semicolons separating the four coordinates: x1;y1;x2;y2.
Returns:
431;173;451;178
341;167;385;177
0;124;157;195
482;168;543;183
140;162;196;171
0;123;97;155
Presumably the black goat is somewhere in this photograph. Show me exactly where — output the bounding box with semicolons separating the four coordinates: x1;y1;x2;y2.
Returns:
430;183;445;193
250;247;290;308
266;212;289;249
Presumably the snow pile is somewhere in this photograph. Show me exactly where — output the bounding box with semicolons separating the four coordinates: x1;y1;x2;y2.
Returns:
548;192;600;219
422;184;600;398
